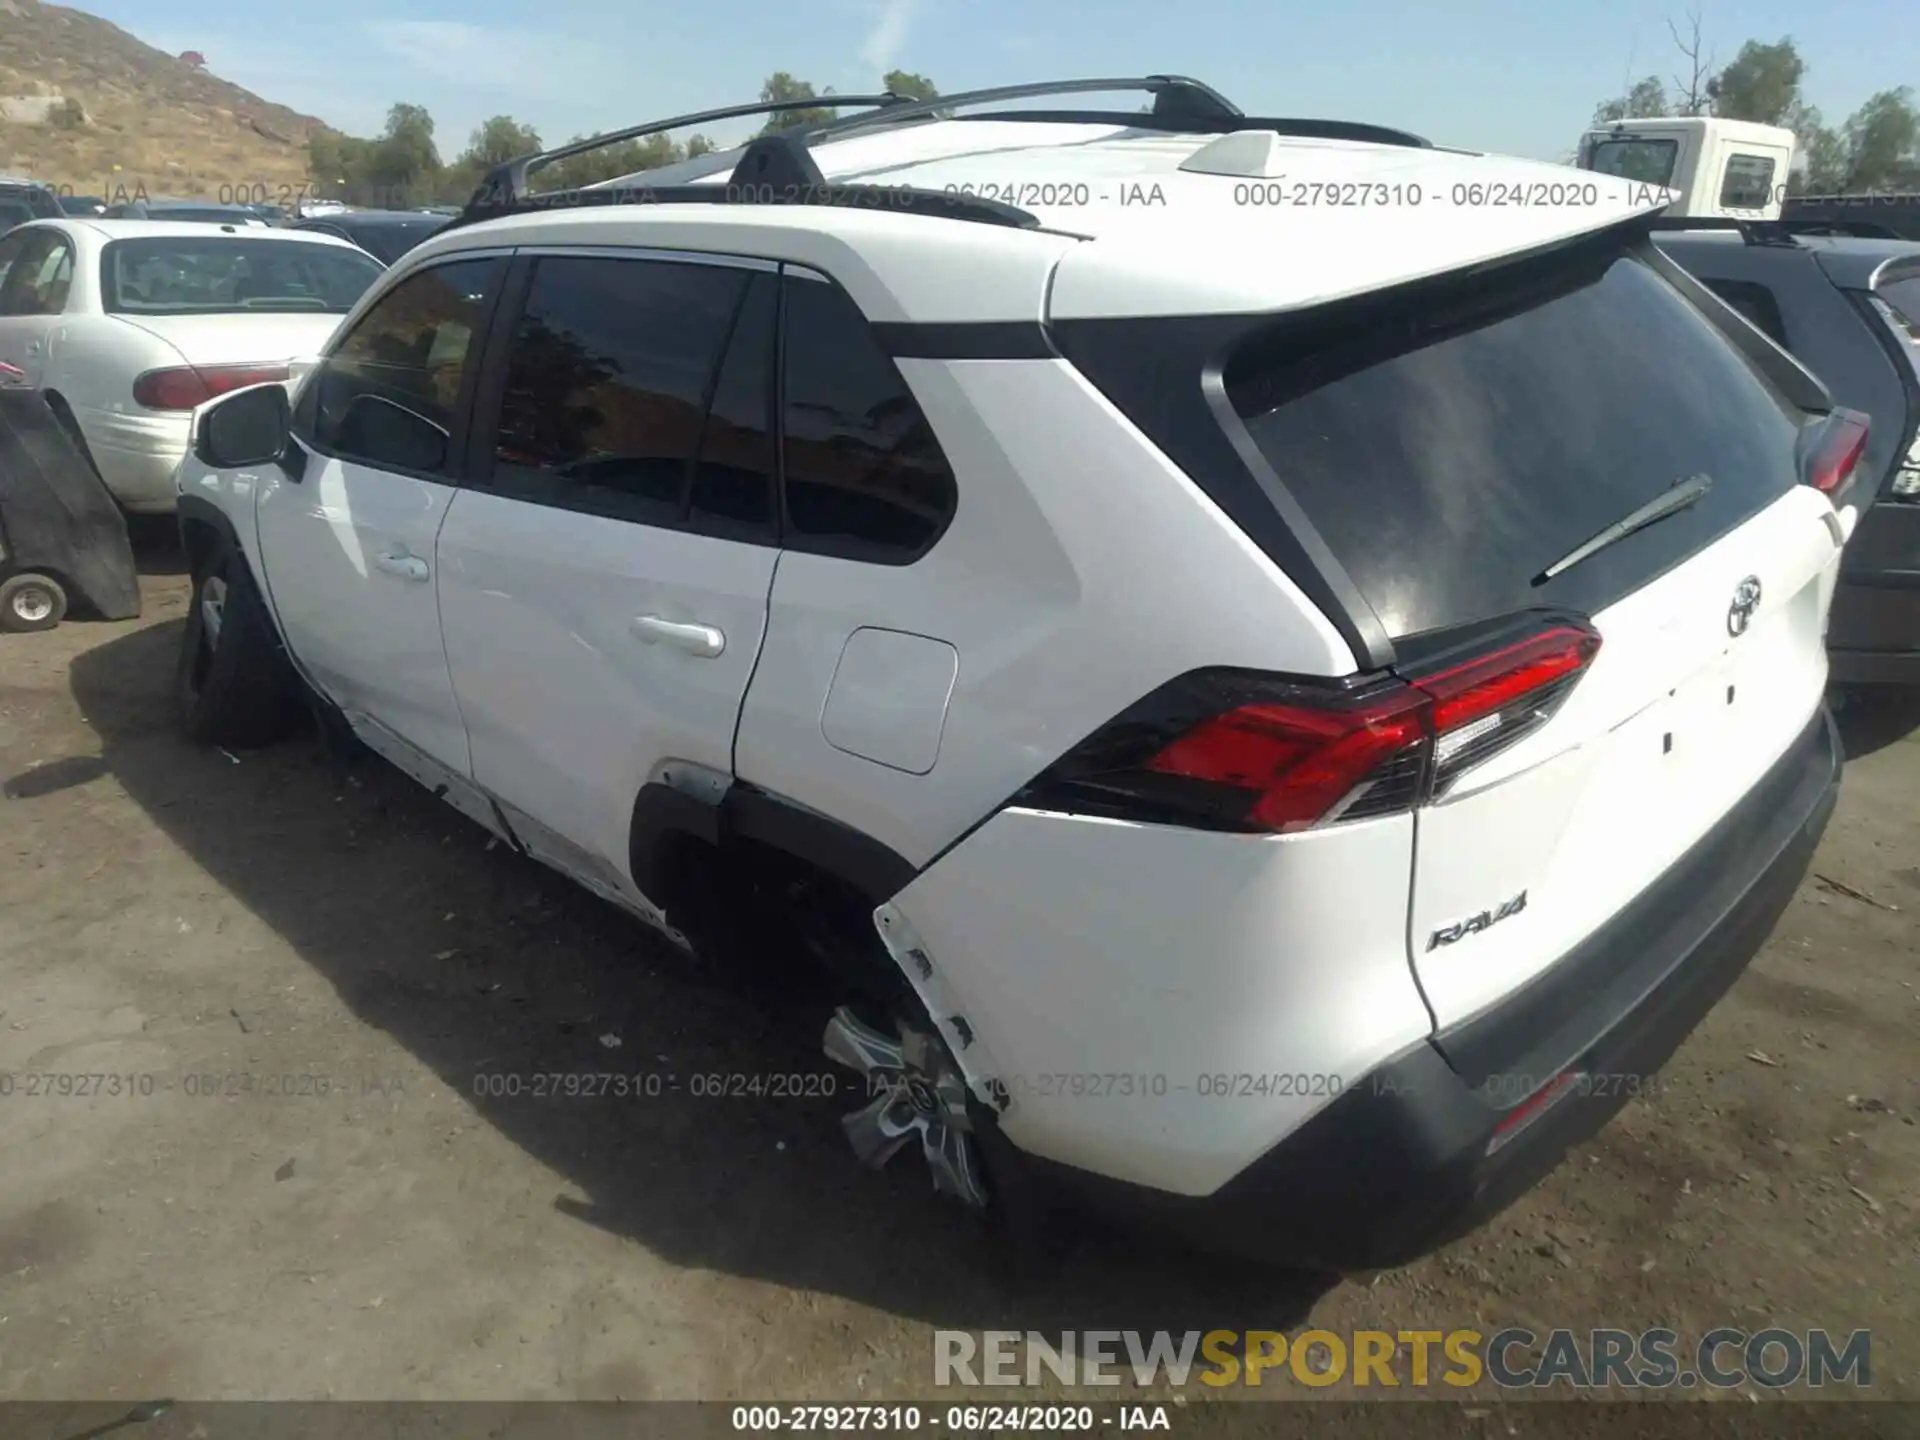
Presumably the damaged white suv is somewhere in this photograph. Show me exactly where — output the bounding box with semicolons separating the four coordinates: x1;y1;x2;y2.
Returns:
172;76;1859;1271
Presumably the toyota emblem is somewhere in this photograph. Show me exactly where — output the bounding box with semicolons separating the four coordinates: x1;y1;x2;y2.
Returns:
1727;576;1763;636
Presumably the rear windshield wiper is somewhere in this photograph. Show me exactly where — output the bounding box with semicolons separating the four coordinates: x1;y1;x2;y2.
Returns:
1534;472;1713;584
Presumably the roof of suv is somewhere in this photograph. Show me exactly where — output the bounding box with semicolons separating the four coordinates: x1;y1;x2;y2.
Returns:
412;117;1662;323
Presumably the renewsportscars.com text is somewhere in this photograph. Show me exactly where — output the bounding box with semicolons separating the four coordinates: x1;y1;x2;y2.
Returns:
934;1328;1872;1390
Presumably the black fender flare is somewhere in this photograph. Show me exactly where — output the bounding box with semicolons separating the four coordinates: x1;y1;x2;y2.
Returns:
175;491;243;573
628;777;919;907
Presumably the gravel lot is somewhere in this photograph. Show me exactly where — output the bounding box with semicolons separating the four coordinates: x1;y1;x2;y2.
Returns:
1;543;1915;1405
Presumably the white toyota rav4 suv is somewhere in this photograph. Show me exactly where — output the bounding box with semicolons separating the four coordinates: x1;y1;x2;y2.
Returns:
172;77;1861;1273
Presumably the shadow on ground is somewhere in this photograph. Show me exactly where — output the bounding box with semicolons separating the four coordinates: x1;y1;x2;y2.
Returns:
66;619;1334;1336
126;515;187;577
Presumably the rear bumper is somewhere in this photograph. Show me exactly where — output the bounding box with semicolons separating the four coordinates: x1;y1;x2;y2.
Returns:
73;405;188;513
1024;706;1841;1273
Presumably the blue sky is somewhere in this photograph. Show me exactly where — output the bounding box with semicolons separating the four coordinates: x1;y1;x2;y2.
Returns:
109;0;1920;164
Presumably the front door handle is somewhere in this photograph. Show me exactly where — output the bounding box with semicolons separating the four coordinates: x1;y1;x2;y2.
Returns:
375;551;429;582
632;614;725;658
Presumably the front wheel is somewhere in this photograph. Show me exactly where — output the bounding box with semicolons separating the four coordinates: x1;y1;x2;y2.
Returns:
0;572;68;632
175;545;302;747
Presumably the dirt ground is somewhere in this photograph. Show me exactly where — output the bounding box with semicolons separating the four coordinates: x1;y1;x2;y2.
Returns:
1;540;1916;1407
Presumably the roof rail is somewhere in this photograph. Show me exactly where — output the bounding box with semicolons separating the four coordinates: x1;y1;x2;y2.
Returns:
453;74;1426;233
1646;216;1803;248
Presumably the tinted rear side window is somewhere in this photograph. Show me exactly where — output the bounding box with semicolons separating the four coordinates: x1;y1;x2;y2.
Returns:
487;255;747;525
1230;244;1804;638
780;273;957;563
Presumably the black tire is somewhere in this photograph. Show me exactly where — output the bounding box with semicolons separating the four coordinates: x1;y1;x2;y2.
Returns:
0;572;68;632
175;543;303;747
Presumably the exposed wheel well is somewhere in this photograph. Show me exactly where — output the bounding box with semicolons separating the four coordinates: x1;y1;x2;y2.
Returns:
643;806;919;1011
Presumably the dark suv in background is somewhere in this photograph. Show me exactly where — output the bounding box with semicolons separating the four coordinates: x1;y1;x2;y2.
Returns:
1657;226;1920;686
0;176;63;235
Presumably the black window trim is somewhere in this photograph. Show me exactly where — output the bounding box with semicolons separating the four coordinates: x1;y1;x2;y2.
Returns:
292;248;514;484
461;244;961;564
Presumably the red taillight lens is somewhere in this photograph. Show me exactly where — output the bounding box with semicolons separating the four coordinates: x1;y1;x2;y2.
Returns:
1145;693;1429;832
133;363;290;411
1802;408;1871;497
1412;625;1603;792
1023;620;1602;834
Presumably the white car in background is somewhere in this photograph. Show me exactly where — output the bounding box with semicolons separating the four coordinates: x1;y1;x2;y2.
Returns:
0;219;384;512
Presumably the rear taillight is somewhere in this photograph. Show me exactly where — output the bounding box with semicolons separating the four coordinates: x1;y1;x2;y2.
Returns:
132;363;289;411
1019;621;1602;834
1800;408;1871;499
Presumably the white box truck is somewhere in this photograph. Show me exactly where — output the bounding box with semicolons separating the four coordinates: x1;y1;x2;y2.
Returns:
1576;117;1796;220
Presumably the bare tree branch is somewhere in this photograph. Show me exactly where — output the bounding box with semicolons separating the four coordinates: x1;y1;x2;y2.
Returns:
1667;9;1717;115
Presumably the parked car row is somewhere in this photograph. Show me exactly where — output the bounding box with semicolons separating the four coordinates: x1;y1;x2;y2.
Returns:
4;176;456;259
0;218;385;514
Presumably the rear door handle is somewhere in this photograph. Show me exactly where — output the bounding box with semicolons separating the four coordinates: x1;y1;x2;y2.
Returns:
375;551;429;582
632;614;725;658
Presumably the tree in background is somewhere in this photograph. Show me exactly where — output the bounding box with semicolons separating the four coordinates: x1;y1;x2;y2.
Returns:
756;73;838;134
1713;39;1804;126
1591;77;1671;127
1665;10;1717;117
882;71;938;102
1840;88;1920;192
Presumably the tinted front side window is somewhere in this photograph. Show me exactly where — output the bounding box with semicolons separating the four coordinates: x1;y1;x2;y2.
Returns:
488;255;748;524
1232;243;1804;637
780;274;957;561
1719;154;1778;210
310;257;503;473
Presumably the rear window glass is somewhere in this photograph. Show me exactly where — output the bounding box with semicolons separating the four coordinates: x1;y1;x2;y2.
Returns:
0;201;31;233
100;237;382;316
1584;138;1677;186
1230;242;1805;638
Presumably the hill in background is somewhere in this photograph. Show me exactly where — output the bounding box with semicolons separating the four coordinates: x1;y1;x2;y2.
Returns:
0;0;333;202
